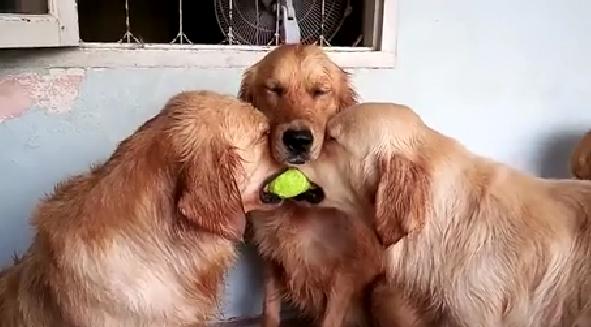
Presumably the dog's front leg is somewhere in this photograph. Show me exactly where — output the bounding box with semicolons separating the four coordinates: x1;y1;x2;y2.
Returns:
369;278;425;327
321;274;354;327
261;261;282;327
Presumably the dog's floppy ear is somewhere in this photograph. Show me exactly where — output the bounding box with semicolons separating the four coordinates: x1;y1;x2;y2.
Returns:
238;66;256;104
177;146;246;241
337;68;358;110
374;155;429;246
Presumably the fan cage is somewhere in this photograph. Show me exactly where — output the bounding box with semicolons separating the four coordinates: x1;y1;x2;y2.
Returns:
214;0;351;45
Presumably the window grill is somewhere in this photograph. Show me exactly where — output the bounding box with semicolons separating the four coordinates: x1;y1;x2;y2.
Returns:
78;0;364;47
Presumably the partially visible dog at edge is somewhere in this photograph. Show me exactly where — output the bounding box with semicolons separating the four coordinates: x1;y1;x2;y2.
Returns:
239;45;386;327
571;130;591;180
300;102;591;327
0;91;280;327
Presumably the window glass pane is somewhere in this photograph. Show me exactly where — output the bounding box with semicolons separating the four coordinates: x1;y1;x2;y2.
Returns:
0;0;49;14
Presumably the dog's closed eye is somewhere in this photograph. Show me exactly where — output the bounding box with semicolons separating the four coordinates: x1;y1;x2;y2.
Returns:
311;88;331;98
265;85;285;97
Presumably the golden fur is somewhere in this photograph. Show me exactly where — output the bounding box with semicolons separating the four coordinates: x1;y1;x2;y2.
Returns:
571;130;591;180
240;45;383;327
301;103;591;326
0;91;279;327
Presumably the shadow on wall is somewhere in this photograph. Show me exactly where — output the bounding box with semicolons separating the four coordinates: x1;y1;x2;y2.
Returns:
538;130;587;179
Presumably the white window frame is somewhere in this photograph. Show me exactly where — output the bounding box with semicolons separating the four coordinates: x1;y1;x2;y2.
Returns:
0;0;79;47
0;0;396;69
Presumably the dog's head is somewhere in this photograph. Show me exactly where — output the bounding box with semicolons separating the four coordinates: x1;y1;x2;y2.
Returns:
163;91;280;241
300;103;433;246
239;45;357;164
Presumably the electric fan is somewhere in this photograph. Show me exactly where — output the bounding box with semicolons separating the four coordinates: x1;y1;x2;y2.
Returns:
214;0;351;46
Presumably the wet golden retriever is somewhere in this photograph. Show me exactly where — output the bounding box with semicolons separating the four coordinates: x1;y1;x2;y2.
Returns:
0;91;279;327
240;45;383;327
301;103;591;326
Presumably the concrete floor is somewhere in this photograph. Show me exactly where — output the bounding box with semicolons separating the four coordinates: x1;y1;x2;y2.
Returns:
211;316;311;326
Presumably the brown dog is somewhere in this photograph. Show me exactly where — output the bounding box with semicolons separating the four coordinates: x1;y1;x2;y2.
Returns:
571;130;591;180
0;91;280;327
240;45;384;327
301;102;591;326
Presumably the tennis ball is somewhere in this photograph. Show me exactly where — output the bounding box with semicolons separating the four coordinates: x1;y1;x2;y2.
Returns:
267;168;312;198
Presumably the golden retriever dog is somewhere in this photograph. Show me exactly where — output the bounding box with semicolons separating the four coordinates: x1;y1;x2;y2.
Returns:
571;130;591;180
300;103;591;326
239;45;384;327
0;91;280;327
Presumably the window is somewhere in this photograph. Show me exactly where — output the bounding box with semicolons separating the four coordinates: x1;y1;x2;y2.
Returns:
0;0;78;47
0;0;396;68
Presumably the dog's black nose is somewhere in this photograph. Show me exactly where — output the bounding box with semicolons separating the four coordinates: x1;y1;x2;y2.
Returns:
282;129;314;155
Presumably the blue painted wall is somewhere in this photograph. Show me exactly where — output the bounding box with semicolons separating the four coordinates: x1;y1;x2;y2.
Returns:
1;0;591;318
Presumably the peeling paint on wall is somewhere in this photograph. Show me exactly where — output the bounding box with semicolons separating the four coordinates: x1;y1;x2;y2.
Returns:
0;68;85;123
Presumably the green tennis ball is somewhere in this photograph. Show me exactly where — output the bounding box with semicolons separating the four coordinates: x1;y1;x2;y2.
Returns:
268;169;312;198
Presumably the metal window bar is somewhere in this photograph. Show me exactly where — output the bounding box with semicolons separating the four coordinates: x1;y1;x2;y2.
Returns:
255;0;260;45
319;0;330;46
272;2;280;45
118;0;141;43
227;0;234;45
170;0;192;44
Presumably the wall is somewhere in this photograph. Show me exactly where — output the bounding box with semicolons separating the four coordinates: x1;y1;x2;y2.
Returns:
1;0;590;319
